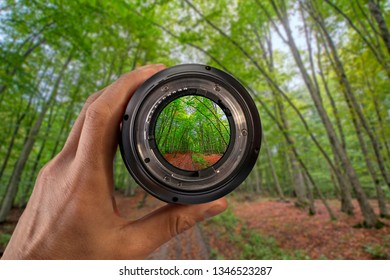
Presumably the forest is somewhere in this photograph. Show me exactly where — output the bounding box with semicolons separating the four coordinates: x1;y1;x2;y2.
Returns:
155;95;230;170
0;0;390;259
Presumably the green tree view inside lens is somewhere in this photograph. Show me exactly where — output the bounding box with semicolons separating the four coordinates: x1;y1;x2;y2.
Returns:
154;95;230;171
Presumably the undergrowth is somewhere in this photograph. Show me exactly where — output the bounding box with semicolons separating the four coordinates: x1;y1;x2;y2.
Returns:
205;209;308;260
363;234;390;259
192;154;207;168
0;233;11;247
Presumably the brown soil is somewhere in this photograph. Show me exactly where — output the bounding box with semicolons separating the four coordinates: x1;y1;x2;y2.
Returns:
163;153;195;170
115;190;209;259
1;191;390;259
202;154;222;166
0;190;208;259
163;152;222;171
147;225;209;260
232;198;390;259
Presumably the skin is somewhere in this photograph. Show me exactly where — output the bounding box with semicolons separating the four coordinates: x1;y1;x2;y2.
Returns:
2;64;227;260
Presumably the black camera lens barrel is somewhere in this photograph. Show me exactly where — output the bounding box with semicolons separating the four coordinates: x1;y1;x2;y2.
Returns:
120;64;261;204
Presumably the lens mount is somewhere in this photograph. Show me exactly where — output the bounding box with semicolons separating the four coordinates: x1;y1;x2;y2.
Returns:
120;64;261;204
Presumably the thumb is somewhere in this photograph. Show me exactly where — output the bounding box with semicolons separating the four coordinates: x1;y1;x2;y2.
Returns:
123;198;228;258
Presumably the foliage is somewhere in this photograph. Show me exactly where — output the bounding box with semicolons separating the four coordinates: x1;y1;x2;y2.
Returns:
207;208;308;259
0;233;11;247
363;244;388;259
192;154;208;168
363;234;390;259
155;95;230;155
0;0;389;225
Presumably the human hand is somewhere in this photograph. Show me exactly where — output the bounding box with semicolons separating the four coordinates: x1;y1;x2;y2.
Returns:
2;64;227;259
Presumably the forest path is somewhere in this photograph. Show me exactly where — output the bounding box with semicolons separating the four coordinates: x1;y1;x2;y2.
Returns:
163;152;223;171
115;191;210;259
147;225;209;259
163;152;196;170
2;192;389;259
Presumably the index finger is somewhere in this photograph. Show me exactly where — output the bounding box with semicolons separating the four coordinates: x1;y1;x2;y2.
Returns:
76;64;166;163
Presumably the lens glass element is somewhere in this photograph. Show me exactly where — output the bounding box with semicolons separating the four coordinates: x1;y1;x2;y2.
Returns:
154;95;230;171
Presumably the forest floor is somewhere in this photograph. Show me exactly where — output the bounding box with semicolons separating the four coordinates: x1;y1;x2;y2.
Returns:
229;197;390;259
1;190;390;259
163;152;222;170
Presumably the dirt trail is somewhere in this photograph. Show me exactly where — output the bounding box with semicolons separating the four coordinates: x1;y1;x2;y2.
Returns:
115;191;210;260
163;152;222;171
2;191;389;259
164;153;196;170
148;225;209;259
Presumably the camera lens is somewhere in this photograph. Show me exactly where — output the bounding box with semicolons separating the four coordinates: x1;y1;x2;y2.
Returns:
120;64;261;204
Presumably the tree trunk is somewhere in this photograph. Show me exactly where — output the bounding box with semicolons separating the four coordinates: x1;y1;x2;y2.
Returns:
254;163;262;194
159;107;177;150
263;134;285;200
0;60;50;180
0;113;27;179
350;102;390;218
315;34;356;214
303;171;316;215
257;0;349;213
0;102;40;204
183;0;336;219
376;184;390;218
260;94;336;219
277;0;378;226
316;40;346;150
307;17;354;214
50;79;82;158
18;104;59;207
324;0;390;79
0;38;46;97
137;192;148;208
362;58;390;166
156;105;174;147
290;154;308;208
123;175;136;197
309;0;390;192
0;53;72;223
329;163;341;199
368;0;390;56
50;104;75;158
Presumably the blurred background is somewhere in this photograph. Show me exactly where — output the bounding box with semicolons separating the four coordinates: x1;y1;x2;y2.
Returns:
0;0;390;259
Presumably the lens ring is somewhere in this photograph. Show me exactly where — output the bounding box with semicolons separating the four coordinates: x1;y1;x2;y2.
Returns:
120;64;261;204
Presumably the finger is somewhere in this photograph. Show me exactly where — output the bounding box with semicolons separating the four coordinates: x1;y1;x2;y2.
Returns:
76;64;166;163
61;90;104;156
61;64;157;156
122;198;228;258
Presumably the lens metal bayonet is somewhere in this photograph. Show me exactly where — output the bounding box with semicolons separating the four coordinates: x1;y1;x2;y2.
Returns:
120;64;261;204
